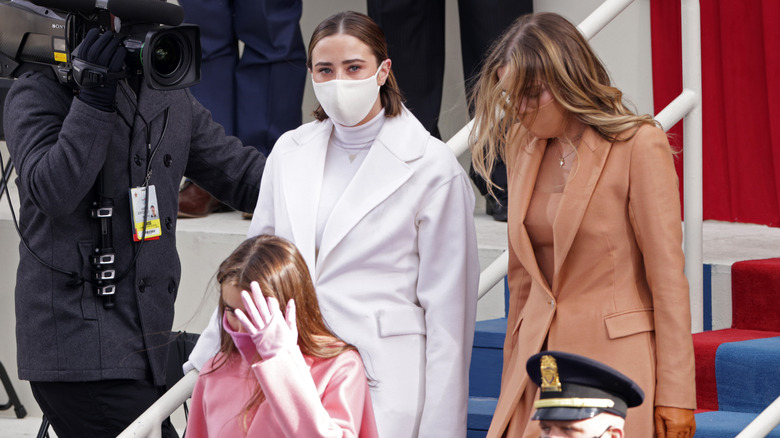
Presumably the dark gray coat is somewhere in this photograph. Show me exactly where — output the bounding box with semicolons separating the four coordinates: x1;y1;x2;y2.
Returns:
4;70;265;386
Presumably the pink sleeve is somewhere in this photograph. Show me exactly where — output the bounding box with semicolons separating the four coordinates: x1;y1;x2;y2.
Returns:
251;347;377;438
185;375;209;438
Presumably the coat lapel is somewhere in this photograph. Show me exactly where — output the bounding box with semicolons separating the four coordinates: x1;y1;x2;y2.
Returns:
115;82;173;133
551;128;612;287
315;110;423;277
281;123;331;271
507;135;552;294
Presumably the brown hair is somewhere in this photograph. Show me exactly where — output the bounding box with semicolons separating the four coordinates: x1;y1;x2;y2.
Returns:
307;11;404;120
210;234;358;426
469;12;656;195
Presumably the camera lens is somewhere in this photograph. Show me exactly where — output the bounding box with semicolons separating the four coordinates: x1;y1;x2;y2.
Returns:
151;35;182;78
140;24;200;90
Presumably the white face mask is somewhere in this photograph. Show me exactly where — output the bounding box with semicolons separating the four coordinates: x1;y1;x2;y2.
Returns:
312;61;385;126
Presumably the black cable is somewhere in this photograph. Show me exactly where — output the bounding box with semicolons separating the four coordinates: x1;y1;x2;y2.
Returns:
0;153;82;282
110;86;169;284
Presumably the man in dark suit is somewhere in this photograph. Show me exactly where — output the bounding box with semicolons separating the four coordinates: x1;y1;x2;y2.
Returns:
176;0;306;217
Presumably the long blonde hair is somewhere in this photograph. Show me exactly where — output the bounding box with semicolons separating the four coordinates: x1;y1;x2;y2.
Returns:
469;12;655;194
209;234;358;425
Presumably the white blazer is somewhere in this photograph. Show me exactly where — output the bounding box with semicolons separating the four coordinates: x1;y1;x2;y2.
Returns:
250;109;478;437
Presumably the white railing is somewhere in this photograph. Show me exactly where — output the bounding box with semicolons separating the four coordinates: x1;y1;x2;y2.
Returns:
116;370;198;438
736;395;780;437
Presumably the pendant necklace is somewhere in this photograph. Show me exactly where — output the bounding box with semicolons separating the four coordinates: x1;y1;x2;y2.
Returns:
555;131;583;167
334;143;371;163
559;145;575;167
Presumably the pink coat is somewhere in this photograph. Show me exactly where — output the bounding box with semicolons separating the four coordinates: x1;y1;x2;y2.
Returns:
187;347;378;437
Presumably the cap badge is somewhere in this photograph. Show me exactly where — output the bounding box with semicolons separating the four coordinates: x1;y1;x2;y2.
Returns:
540;354;562;392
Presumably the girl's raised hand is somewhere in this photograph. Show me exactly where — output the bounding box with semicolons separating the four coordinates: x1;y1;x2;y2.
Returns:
234;281;298;360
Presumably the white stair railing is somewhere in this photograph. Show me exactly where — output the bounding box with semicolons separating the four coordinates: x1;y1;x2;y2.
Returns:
116;370;198;438
736;395;780;438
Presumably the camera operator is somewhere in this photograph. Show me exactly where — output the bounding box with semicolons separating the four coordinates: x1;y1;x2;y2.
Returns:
3;25;265;437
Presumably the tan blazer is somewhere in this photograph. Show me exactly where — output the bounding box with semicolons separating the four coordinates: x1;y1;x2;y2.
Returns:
487;124;697;438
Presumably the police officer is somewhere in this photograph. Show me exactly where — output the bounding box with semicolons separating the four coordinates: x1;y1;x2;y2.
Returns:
526;351;647;438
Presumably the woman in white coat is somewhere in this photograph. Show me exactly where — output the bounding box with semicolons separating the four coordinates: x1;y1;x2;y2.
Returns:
187;11;479;437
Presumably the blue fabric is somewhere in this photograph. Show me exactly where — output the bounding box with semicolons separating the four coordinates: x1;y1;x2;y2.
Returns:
695;411;780;437
179;0;306;155
467;397;498;431
716;336;780;413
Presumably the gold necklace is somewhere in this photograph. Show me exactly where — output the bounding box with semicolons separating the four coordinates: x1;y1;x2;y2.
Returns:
558;142;576;167
555;131;584;167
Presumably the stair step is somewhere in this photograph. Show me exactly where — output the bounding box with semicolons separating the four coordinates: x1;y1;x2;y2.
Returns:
473;317;508;348
732;257;780;332
695;411;780;437
467;396;498;435
693;329;780;410
470;318;507;398
715;336;780;413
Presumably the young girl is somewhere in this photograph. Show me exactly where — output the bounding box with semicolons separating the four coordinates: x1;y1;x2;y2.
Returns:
186;235;378;437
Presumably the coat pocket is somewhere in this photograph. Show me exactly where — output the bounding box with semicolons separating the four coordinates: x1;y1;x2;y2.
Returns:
377;306;426;337
604;308;654;339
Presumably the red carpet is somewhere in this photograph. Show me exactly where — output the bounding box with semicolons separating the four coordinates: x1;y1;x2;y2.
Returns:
731;258;780;331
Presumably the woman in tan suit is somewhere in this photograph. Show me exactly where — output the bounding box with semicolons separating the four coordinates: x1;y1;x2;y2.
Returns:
469;13;696;438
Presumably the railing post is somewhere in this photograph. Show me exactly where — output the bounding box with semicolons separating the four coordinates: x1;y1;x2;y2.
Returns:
681;0;704;333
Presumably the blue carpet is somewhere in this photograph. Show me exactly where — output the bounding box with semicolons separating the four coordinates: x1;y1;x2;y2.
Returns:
715;336;780;413
467;397;498;431
695;411;780;437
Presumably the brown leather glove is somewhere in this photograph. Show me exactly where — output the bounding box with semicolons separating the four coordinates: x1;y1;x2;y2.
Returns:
654;406;696;438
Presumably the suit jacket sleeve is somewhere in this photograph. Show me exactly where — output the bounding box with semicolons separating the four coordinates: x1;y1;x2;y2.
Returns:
4;72;115;216
183;89;265;213
627;126;696;409
415;170;479;437
251;348;376;438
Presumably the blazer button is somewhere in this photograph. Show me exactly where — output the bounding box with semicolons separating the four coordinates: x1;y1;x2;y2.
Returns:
165;217;172;230
550;300;555;309
163;154;173;167
138;280;146;293
168;280;176;294
134;154;142;167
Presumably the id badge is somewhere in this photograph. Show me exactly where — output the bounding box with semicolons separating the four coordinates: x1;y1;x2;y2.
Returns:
130;185;162;241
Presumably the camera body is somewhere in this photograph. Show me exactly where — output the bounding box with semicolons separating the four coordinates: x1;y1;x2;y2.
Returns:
0;0;201;90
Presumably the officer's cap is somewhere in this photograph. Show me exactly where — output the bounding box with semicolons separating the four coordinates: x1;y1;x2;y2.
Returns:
526;350;645;421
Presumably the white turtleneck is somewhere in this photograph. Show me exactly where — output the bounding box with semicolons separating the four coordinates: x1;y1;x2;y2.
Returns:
315;109;386;253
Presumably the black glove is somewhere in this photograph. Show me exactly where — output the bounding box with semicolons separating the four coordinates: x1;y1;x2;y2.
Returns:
73;28;127;112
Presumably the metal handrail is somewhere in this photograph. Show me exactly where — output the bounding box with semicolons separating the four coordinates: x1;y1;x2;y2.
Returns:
736;395;780;437
116;370;198;438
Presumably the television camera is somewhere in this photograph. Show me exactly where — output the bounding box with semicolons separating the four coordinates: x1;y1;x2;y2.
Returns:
0;0;201;91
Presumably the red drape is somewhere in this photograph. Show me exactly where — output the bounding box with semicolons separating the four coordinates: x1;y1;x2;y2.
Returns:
650;0;780;226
